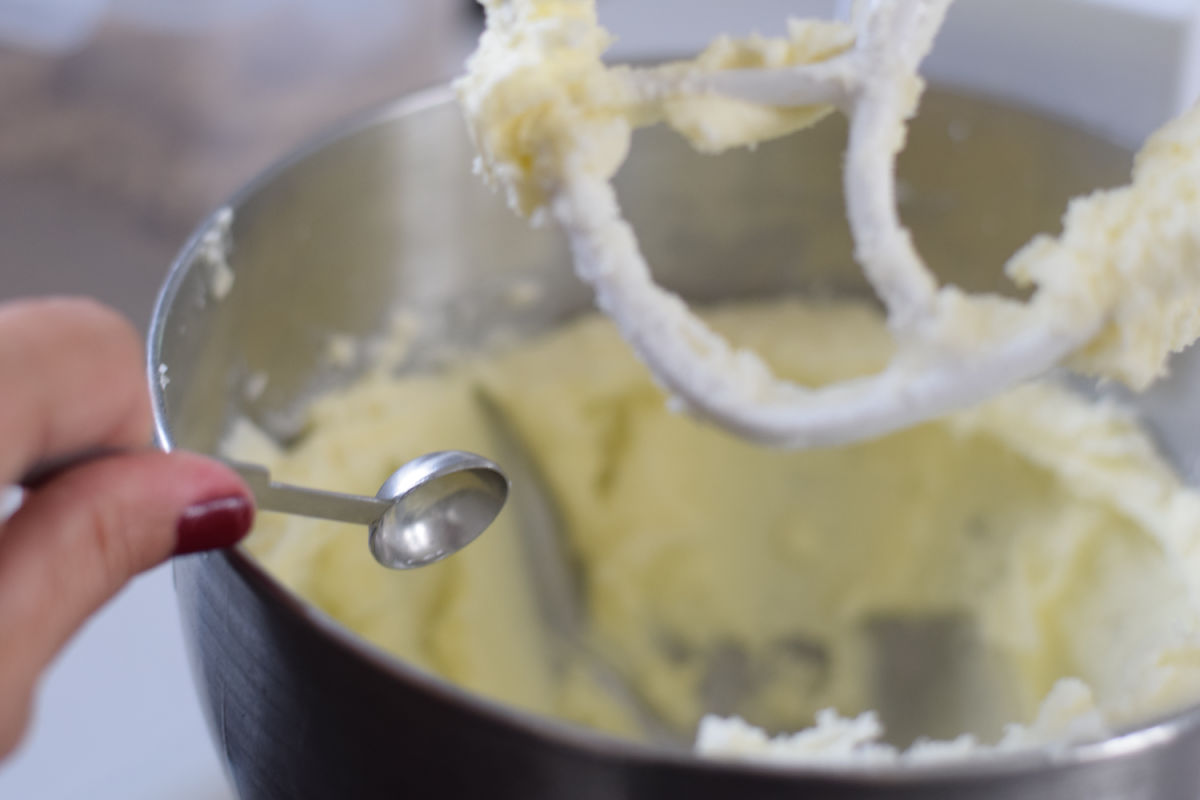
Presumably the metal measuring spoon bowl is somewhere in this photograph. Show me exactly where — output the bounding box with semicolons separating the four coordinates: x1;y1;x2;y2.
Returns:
368;451;509;568
229;450;508;570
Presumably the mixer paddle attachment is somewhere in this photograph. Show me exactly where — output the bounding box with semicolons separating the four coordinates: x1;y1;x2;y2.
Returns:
459;0;1200;448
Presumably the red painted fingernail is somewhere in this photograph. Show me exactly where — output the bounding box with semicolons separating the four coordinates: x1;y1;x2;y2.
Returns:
174;496;255;556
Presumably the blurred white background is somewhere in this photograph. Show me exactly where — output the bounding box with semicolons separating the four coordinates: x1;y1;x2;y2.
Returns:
0;1;1196;798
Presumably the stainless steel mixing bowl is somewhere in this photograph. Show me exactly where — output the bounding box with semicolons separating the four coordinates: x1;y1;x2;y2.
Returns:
150;86;1200;799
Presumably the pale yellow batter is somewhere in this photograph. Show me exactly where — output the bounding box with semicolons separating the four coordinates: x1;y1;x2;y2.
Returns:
231;301;1200;759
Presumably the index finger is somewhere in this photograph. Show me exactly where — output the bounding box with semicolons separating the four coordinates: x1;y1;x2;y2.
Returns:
0;297;152;484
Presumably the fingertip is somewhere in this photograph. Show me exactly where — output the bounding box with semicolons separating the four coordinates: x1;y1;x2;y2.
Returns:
156;451;256;556
6;450;254;581
174;495;255;556
157;450;254;501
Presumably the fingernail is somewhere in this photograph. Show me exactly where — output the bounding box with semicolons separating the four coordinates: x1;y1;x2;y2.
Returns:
175;496;254;556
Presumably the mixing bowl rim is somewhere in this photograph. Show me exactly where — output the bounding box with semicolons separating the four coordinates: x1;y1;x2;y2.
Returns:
148;82;1200;784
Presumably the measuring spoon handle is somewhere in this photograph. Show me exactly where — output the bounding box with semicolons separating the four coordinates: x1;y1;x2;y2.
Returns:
12;448;392;529
226;461;390;526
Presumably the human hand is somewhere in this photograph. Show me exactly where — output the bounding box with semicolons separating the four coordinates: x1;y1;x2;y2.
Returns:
0;297;254;759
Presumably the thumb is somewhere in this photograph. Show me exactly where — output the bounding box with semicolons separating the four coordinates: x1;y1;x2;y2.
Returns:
0;451;253;755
